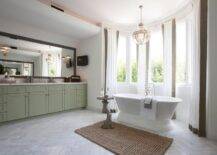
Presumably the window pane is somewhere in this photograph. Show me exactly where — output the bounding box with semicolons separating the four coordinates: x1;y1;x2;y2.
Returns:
176;21;187;83
47;53;58;77
149;29;164;83
48;63;57;77
117;35;127;82
23;63;32;76
130;38;138;83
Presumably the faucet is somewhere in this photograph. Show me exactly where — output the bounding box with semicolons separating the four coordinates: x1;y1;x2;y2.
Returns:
26;76;33;83
48;77;55;83
144;83;155;96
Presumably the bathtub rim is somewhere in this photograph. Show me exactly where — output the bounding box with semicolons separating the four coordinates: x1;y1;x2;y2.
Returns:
113;93;182;104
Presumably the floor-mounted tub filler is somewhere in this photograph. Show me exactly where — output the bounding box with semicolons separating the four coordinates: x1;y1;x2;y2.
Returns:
114;94;182;132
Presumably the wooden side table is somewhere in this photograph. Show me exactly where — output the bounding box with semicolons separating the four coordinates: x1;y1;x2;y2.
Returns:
97;95;114;129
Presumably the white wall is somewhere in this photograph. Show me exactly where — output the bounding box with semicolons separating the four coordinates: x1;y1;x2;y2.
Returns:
78;31;104;111
207;0;217;141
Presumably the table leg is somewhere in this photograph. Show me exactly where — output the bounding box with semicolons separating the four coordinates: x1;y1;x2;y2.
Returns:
101;100;113;129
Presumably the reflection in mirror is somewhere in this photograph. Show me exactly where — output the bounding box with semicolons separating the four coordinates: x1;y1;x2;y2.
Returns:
0;35;75;77
0;59;33;76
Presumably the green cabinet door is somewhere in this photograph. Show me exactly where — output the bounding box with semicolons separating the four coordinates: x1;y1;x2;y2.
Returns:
64;89;76;110
0;94;6;123
76;89;87;108
0;113;5;122
48;91;63;113
0;103;6;123
29;93;48;117
6;93;27;121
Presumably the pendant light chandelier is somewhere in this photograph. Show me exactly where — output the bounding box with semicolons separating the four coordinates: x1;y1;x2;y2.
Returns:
133;5;150;45
0;46;10;57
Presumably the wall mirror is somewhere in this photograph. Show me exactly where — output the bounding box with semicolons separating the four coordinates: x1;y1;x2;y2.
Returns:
0;33;76;77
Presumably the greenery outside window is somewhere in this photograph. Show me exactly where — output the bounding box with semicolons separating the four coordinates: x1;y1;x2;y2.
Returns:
149;30;164;83
117;34;138;83
130;38;138;83
117;35;127;82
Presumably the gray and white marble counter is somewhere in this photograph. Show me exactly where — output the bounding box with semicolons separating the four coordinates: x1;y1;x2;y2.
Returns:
0;82;87;86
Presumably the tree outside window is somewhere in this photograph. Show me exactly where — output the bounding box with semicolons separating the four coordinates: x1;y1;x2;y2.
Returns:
151;60;164;83
117;35;127;82
130;38;138;83
149;29;164;83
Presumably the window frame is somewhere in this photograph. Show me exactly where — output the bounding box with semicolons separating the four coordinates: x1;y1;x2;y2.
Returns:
176;19;190;85
117;33;138;85
148;28;164;84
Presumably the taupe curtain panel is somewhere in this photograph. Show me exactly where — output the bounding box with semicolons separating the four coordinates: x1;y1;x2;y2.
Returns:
171;19;176;98
104;28;108;96
103;28;119;96
199;0;207;137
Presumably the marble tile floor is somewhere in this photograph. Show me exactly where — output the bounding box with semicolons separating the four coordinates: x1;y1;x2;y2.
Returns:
0;110;217;155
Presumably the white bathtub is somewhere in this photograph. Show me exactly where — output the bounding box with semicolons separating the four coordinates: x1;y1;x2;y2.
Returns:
114;94;182;131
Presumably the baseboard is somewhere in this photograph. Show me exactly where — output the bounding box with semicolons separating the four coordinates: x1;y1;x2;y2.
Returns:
207;132;217;141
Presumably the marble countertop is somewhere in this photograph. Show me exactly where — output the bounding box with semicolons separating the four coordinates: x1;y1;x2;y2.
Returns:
0;82;87;86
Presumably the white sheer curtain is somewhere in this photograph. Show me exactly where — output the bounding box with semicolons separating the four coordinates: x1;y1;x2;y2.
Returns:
41;52;48;76
188;0;200;130
106;28;118;110
53;51;62;77
137;44;147;94
175;19;190;123
41;51;62;77
161;7;200;128
162;21;173;96
175;1;200;129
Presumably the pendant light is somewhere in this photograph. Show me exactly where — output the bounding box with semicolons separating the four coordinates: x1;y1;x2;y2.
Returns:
133;5;150;45
0;46;10;57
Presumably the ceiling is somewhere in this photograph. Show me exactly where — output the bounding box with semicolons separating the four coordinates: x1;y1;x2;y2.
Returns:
0;0;191;40
54;0;191;26
0;0;101;40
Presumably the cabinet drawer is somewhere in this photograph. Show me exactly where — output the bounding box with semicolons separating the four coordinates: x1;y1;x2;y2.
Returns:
7;86;26;93
48;85;63;91
26;85;47;92
0;103;6;112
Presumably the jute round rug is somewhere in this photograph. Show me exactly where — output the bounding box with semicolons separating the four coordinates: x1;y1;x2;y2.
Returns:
75;122;173;155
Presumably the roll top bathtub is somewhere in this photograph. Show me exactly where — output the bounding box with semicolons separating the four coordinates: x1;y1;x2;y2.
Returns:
114;94;182;132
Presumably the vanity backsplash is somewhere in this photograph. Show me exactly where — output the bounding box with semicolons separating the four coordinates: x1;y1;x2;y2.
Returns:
0;75;65;84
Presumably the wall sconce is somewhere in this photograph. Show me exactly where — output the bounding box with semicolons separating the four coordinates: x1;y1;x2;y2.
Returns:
62;55;72;68
0;46;10;57
62;55;71;63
